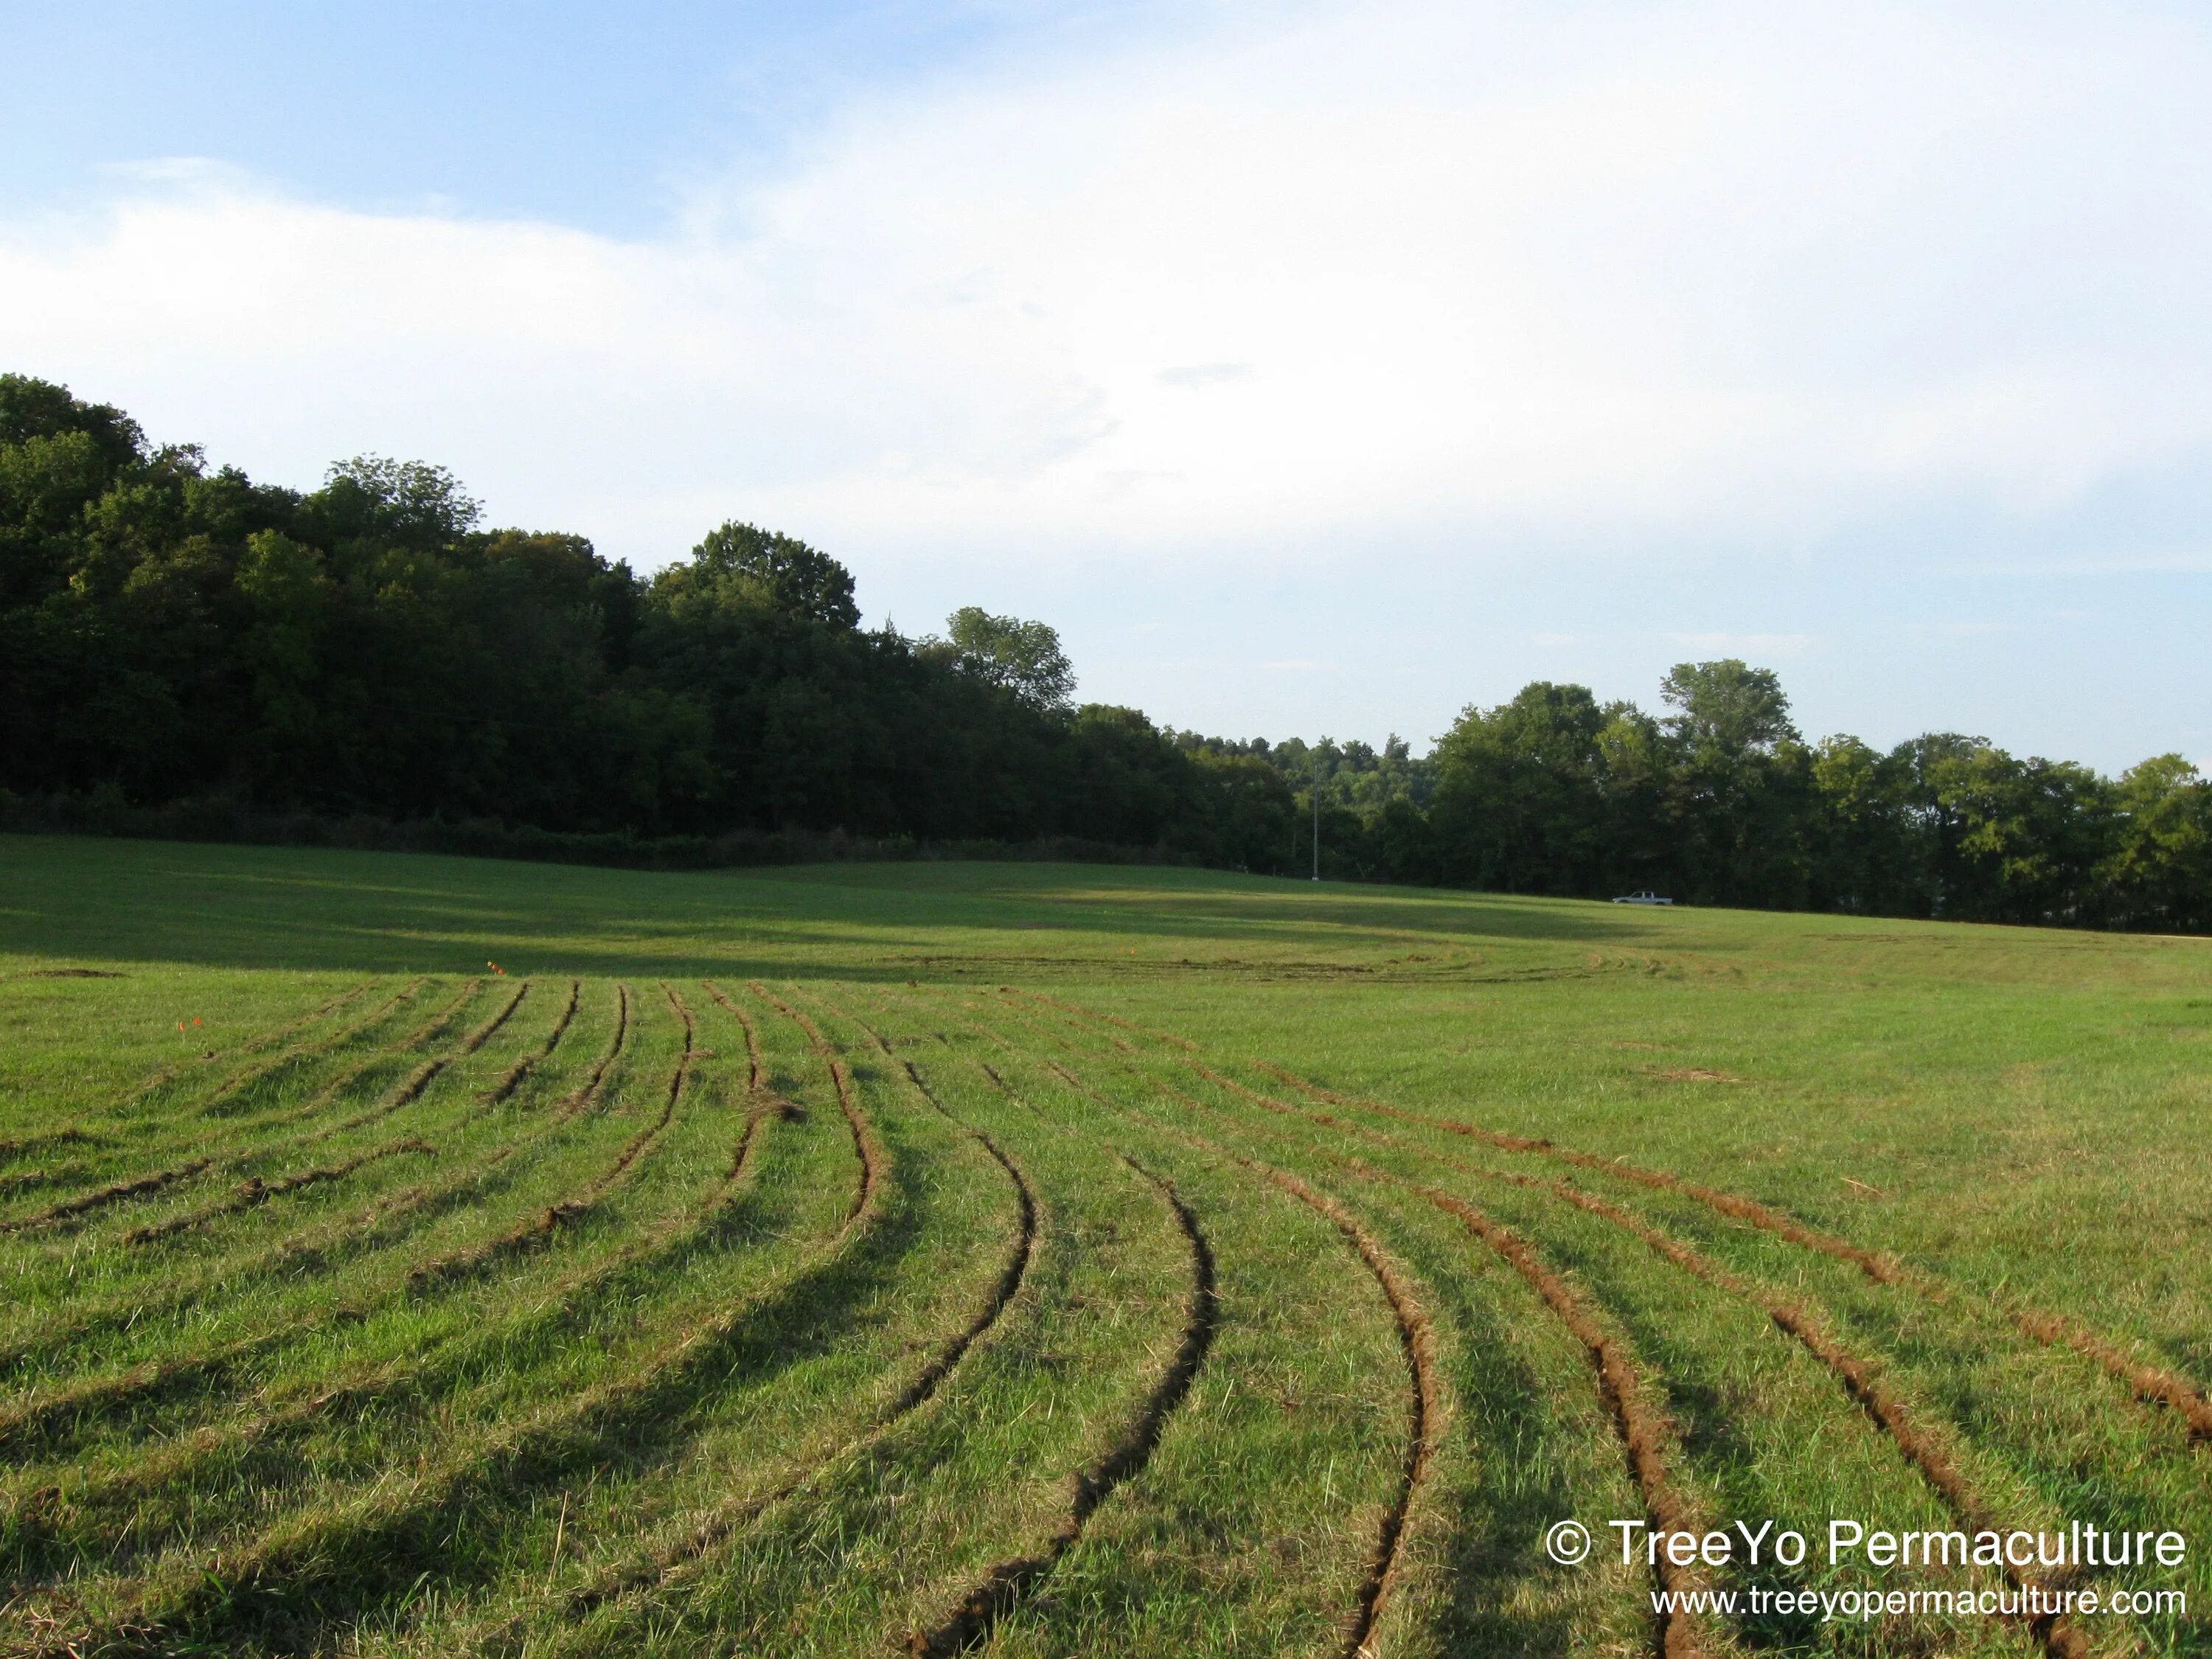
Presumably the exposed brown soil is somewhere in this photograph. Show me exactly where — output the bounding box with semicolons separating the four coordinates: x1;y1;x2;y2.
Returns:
0;1159;213;1234
907;1152;1214;1658
195;979;431;1121
995;1036;1440;1659
702;981;768;1093
120;1138;437;1246
1398;1158;2087;1658
556;1001;1043;1627
751;982;884;1225
552;983;633;1120
1402;1174;1709;1659
408;985;695;1288
481;980;582;1106
1095;1014;2212;1451
1645;1068;1743;1084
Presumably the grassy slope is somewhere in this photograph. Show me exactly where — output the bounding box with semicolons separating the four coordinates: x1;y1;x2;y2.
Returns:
1;832;2207;1657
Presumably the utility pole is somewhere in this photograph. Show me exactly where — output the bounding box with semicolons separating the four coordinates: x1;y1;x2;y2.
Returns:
1312;748;1321;882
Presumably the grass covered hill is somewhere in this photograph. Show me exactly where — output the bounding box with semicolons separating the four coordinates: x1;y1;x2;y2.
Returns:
1;833;2206;1655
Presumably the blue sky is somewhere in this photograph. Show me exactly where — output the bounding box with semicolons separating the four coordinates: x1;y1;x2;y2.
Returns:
4;0;2208;769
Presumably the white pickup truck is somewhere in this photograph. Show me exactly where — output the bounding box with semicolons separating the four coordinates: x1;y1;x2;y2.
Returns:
1611;890;1674;905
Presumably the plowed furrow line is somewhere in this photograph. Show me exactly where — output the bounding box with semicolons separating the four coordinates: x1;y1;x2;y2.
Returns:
552;982;633;1119
102;980;377;1119
550;997;1034;1627
18;1001;751;1540
967;1025;1437;1659
6;981;454;1230
1406;1178;1711;1659
120;1138;437;1247
36;1003;894;1656
748;982;883;1223
1433;1161;2093;1659
288;977;508;1146
408;984;693;1287
908;1150;1211;1658
703;981;767;1093
1025;992;2212;1450
0;990;703;1428
0;1161;212;1235
1071;1018;2095;1652
192;978;432;1121
481;979;580;1105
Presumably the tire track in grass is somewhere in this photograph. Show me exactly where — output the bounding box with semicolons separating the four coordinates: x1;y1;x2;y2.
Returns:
933;1000;1438;1659
20;985;894;1656
1026;992;2212;1452
545;990;1035;1630
905;1147;1211;1658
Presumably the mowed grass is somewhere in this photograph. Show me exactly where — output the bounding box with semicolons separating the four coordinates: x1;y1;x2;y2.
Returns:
0;832;2206;1658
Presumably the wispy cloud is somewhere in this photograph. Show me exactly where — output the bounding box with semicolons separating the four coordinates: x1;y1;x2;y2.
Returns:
1907;620;2011;637
1157;361;1253;389
4;1;2210;590
1665;632;1818;658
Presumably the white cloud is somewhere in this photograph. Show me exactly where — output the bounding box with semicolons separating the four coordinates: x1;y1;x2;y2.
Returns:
1666;631;1818;657
3;1;2210;580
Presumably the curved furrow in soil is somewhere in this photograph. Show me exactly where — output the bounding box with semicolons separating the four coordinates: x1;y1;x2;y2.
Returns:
703;980;767;1092
1399;1178;1714;1659
1025;998;2153;1657
0;979;516;1263
106;982;532;1252
549;980;632;1120
0;984;609;1408
118;1137;437;1246
1063;1006;2104;1656
1021;990;2212;1450
1;987;703;1550
0;981;472;1239
1380;1159;2096;1659
91;978;380;1124
905;1150;1213;1658
189;977;435;1122
536;990;1039;1635
0;982;439;1234
939;1007;1440;1659
18;987;899;1656
479;979;580;1106
747;981;883;1225
406;983;694;1287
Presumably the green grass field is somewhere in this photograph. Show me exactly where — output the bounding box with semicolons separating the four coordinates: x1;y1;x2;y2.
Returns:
1;832;2206;1658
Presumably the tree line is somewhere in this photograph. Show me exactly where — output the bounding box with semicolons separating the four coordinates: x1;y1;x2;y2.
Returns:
4;373;2205;931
